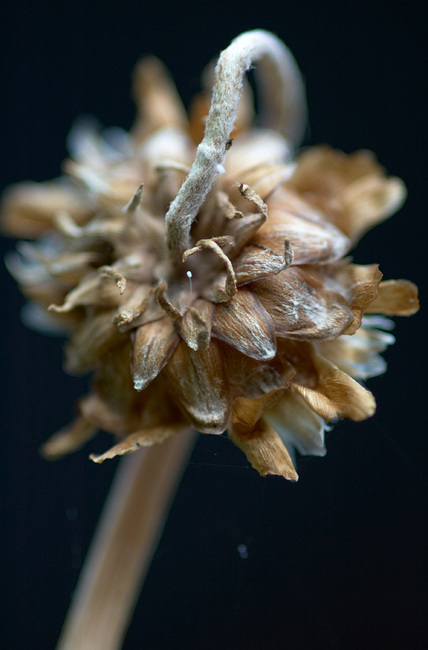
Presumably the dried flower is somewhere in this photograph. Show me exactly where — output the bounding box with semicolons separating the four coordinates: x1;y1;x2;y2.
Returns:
3;29;420;650
2;30;418;483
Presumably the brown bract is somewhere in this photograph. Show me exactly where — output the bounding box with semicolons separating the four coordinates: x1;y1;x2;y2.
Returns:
2;46;419;481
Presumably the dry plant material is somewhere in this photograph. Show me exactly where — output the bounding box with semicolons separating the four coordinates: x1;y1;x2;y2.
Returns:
2;29;419;649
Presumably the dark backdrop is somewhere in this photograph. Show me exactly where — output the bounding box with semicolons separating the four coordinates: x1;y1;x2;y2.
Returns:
1;2;426;649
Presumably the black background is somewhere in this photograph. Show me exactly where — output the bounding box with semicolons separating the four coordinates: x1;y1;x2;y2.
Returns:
1;1;426;649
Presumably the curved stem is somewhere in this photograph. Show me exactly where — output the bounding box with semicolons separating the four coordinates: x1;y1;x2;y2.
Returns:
165;29;307;257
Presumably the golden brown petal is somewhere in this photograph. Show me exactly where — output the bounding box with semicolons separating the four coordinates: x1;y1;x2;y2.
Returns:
318;323;395;379
176;299;215;351
212;288;276;360
252;267;354;340
303;263;383;335
40;416;97;459
229;419;298;480
1;181;92;238
366;280;419;316
237;162;295;200
132;317;180;391
164;340;230;434
65;310;126;374
225;344;295;399
90;425;190;463
264;391;326;457
287;146;406;242
49;270;129;313
114;284;153;331
233;240;293;285
292;352;376;422
131;57;188;139
223;211;267;254
256;188;351;264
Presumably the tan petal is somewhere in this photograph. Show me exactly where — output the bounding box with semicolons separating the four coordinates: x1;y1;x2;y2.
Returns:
132;317;180;391
264;391;326;457
176;299;215;351
65;310;125;374
366;280;419;316
131;57;188;139
238;162;295;200
49;270;129;313
114;284;153;331
252;267;354;340
340;175;406;242
223;212;267;254
225;130;291;175
40;416;97;459
1;181;91;238
164;340;230;434
212;288;276;360
229;419;298;480
304;263;383;334
90;425;190;463
225;344;295;399
232;389;287;434
257;189;351;264
319;323;395;379
292;352;376;421
287;146;406;242
233;240;292;285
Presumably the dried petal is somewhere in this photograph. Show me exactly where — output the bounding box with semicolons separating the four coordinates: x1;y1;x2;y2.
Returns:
40;416;96;459
265;391;326;457
132;318;180;391
229;419;298;480
292;352;376;421
1;181;91;237
366;279;419;316
212;288;276;360
287;146;406;243
176;299;215;351
164;340;230;434
252;267;354;340
303;263;383;334
65;310;125;374
255;189;351;264
131;57;188;139
319;324;395;379
90;425;190;463
238;162;295;200
233;240;292;285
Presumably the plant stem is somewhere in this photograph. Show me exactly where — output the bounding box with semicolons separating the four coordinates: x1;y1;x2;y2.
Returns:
165;29;306;257
56;428;196;650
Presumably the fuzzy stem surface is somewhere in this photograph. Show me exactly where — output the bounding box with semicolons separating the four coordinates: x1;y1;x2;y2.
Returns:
165;29;306;257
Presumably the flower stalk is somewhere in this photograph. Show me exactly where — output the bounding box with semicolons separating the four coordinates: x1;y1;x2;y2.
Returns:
165;29;306;257
56;428;195;650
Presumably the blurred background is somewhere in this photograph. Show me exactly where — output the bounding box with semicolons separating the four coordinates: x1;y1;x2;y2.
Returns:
1;1;426;648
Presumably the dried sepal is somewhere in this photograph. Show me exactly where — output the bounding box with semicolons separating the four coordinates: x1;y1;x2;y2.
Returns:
175;299;215;351
132;317;180;391
229;419;298;480
212;288;276;360
287;146;407;243
40;416;97;460
164;340;230;434
252;267;354;340
256;189;351;264
366;279;419;316
90;425;190;463
292;351;376;422
264;391;326;457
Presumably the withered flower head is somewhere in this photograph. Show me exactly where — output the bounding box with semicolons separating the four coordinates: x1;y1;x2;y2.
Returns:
2;30;419;481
